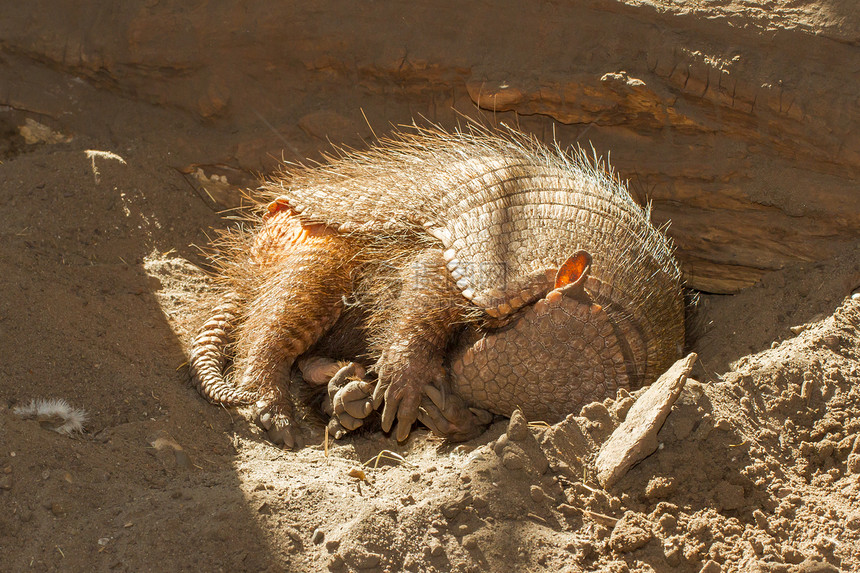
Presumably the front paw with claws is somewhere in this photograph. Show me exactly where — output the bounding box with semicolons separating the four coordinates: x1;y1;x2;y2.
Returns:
373;348;448;443
324;362;378;439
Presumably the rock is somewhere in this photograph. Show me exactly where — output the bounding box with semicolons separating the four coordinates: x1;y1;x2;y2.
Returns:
327;553;345;570
147;431;192;470
496;411;550;475
609;511;653;553
644;476;676;500
848;436;860;474
657;513;677;532
440;492;472;520
501;447;527;471
595;353;697;488
847;453;860;474
19;119;71;145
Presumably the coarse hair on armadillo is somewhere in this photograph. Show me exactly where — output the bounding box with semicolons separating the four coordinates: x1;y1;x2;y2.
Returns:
259;124;683;382
260;124;679;283
192;196;448;378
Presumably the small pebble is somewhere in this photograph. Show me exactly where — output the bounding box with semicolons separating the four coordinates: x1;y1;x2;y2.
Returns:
822;335;840;349
506;410;530;441
665;543;683;566
658;513;677;531
580;401;610;424
327;553;345;570
781;545;805;564
312;528;325;545
847;453;860;474
427;538;444;557
752;509;769;530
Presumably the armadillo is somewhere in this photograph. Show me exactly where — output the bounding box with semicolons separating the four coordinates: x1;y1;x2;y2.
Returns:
188;127;684;447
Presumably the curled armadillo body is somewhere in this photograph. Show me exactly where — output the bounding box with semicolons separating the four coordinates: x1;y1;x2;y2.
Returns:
189;127;684;445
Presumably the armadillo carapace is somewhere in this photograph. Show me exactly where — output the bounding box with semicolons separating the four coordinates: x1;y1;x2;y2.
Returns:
189;127;684;447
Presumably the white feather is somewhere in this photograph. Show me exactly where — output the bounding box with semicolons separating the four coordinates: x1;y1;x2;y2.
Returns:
13;398;88;435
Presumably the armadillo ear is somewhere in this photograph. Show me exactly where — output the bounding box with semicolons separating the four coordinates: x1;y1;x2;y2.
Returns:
554;250;592;290
265;197;301;217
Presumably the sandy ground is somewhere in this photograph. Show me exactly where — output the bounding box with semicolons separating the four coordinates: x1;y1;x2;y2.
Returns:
2;58;860;573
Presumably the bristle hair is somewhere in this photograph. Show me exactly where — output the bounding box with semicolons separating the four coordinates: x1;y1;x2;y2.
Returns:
13;398;88;435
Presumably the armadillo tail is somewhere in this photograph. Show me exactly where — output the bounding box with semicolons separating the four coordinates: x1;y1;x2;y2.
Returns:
189;293;257;406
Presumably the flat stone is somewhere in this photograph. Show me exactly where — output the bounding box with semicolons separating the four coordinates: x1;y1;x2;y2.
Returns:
609;511;653;553
595;353;697;489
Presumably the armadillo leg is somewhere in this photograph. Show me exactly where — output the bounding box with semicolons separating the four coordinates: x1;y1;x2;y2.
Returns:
232;207;360;447
372;248;489;442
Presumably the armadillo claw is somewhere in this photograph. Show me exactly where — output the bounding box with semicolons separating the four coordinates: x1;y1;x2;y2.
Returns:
327;362;375;434
380;386;422;442
377;354;447;442
267;423;300;449
327;411;362;437
327;362;368;397
326;417;349;440
255;401;299;449
333;380;375;420
417;387;489;442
